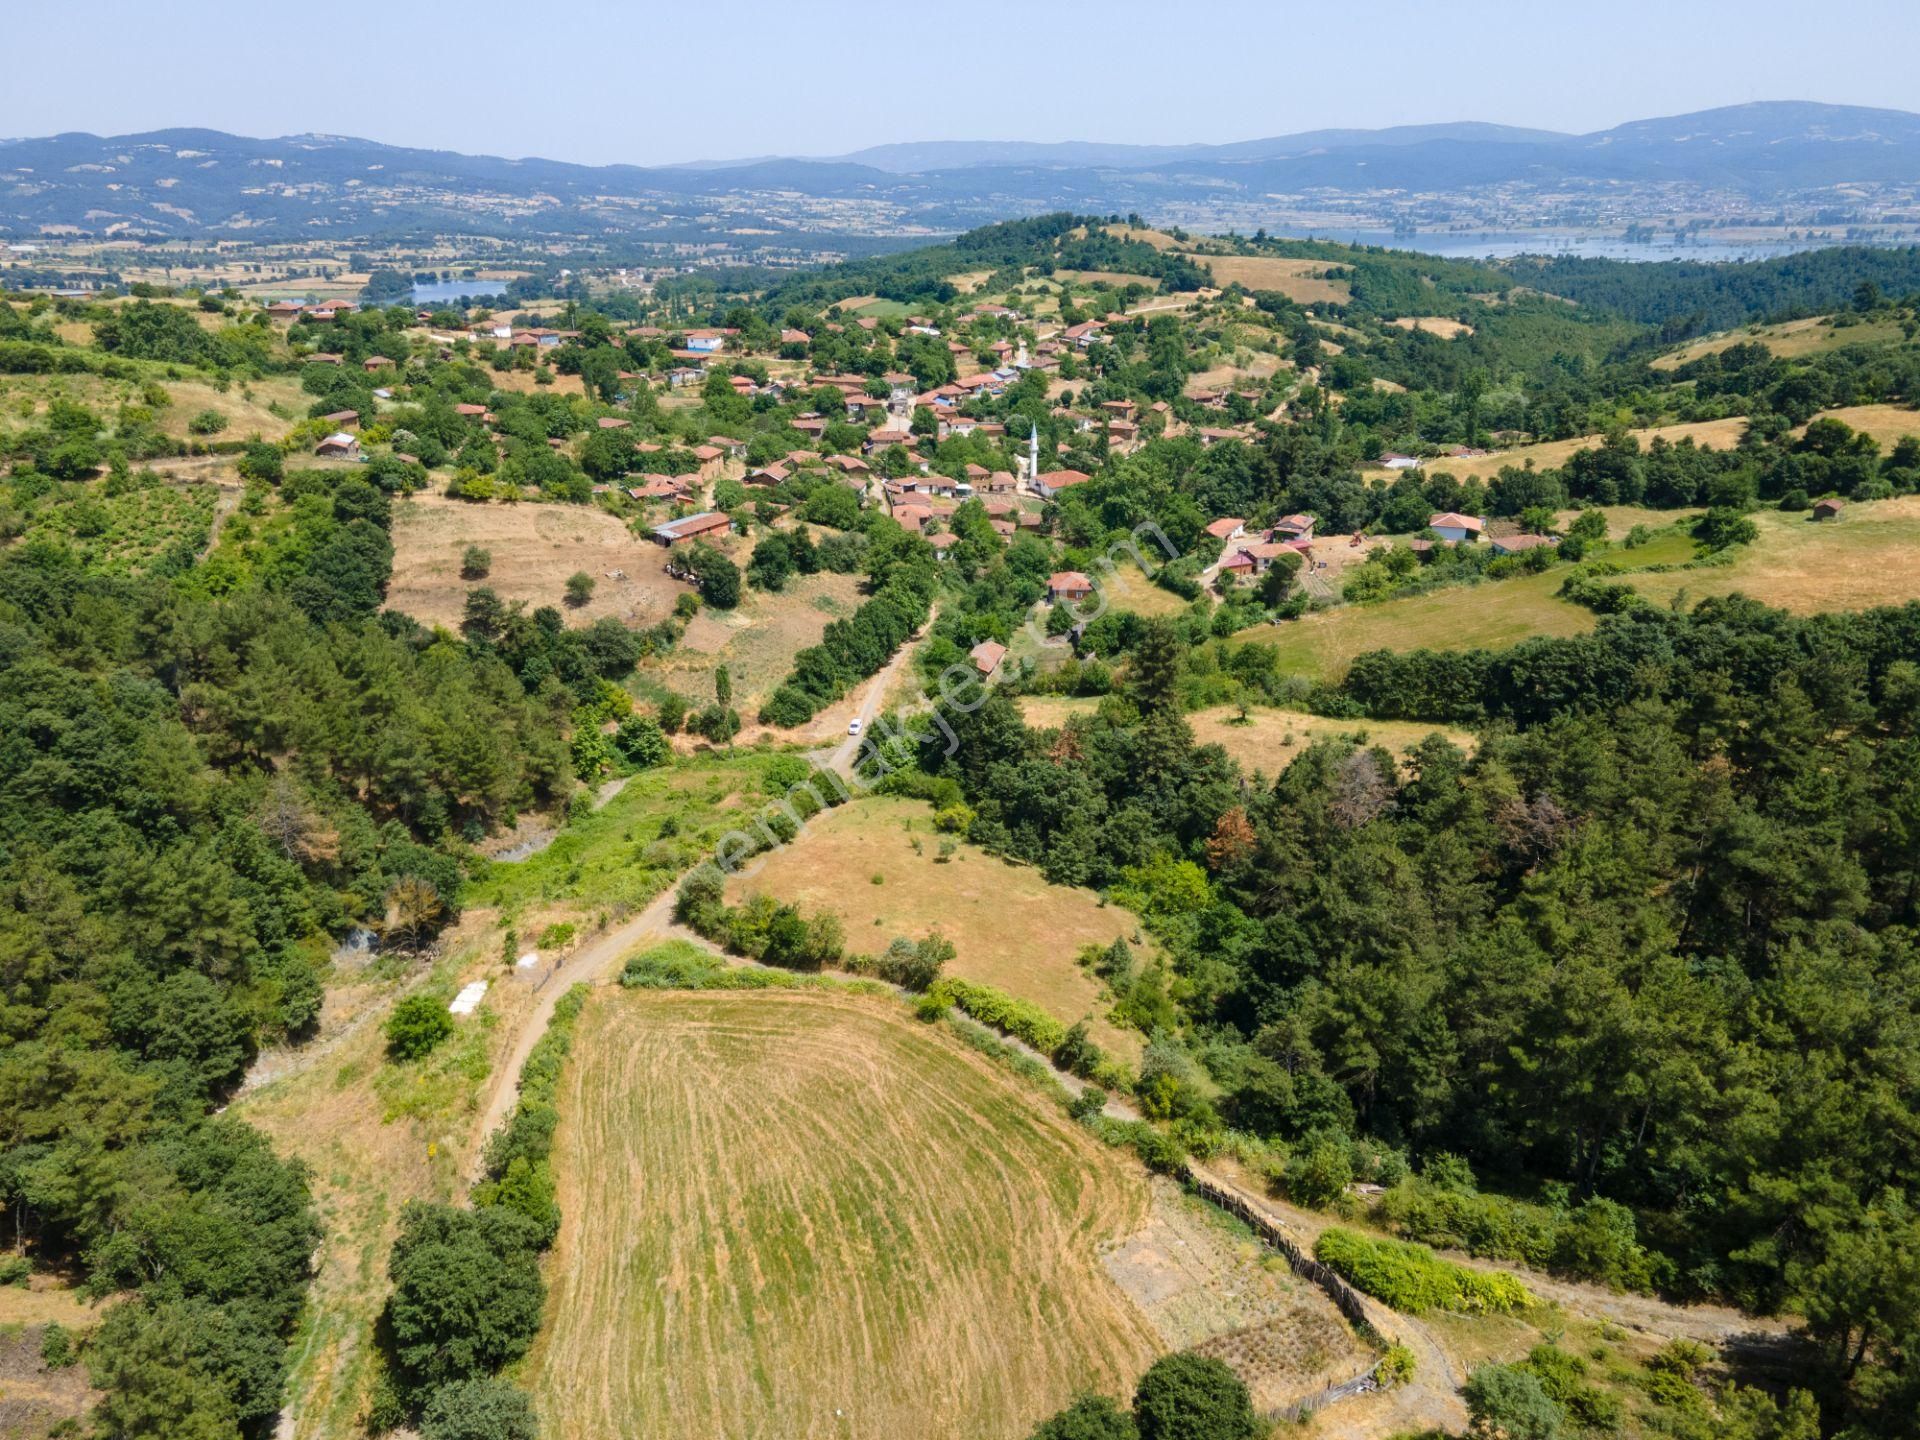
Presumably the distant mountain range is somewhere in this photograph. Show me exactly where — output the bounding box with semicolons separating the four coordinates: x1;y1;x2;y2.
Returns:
4;102;1919;248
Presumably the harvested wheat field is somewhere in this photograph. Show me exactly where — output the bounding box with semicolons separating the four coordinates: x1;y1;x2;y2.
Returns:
527;988;1161;1440
385;492;695;630
727;796;1146;1063
1187;255;1352;305
1626;495;1920;614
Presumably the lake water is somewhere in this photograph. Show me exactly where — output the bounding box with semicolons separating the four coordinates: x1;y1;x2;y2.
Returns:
1281;229;1901;264
411;277;510;303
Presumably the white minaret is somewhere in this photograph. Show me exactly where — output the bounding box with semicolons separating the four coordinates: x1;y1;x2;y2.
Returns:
1027;422;1040;483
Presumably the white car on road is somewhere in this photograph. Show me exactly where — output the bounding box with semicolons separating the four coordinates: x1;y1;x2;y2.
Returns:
848;718;862;736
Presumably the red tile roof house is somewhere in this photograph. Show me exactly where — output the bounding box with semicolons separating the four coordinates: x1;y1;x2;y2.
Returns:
1491;532;1560;557
1428;512;1486;544
319;409;360;430
1047;571;1094;604
708;435;747;459
1222;542;1291;575
315;432;360;459
265;300;304;320
1269;513;1315;542
925;531;959;558
650;511;734;546
1813;497;1847;520
629;475;693;502
1033;469;1092;501
970;640;1008;676
1220;549;1259;578
363;355;395;372
692;444;726;474
746;463;790;487
890;503;934;533
596;416;631;429
1062;320;1105;348
454;403;488;418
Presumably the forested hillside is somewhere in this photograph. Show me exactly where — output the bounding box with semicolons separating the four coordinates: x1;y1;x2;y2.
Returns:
921;596;1920;1433
0;483;567;1435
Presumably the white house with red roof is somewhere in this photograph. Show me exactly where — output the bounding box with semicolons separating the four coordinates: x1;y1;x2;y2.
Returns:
1429;512;1486;543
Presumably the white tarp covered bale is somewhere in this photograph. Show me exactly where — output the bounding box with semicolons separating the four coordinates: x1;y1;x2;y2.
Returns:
449;980;488;1015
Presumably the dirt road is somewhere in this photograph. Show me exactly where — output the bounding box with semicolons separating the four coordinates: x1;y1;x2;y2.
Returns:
463;884;694;1180
821;607;937;777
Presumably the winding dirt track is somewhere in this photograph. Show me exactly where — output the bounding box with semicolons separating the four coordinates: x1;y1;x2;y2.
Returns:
463;884;701;1180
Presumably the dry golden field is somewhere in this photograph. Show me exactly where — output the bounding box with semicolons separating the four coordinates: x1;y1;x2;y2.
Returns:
384;493;696;631
726;796;1147;1064
1387;316;1476;339
1650;314;1908;370
1626;495;1920;614
655;571;865;712
1185;706;1477;773
526;988;1160;1440
1185;255;1353;305
1424;418;1752;482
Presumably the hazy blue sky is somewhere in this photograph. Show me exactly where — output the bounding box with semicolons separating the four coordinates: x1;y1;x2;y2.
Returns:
7;0;1918;165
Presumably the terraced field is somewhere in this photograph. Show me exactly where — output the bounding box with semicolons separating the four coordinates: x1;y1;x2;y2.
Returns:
526;989;1159;1440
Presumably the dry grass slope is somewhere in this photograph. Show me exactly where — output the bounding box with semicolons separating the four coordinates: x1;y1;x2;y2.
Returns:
384;493;692;631
1186;255;1353;305
527;989;1159;1440
1187;706;1477;772
727;796;1145;1063
1627;495;1920;614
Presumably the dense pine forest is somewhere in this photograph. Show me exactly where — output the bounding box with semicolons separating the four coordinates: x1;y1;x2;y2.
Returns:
922;597;1920;1434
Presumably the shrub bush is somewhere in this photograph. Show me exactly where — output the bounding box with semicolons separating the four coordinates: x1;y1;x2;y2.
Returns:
385;994;454;1061
930;977;1067;1054
1313;1228;1532;1315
